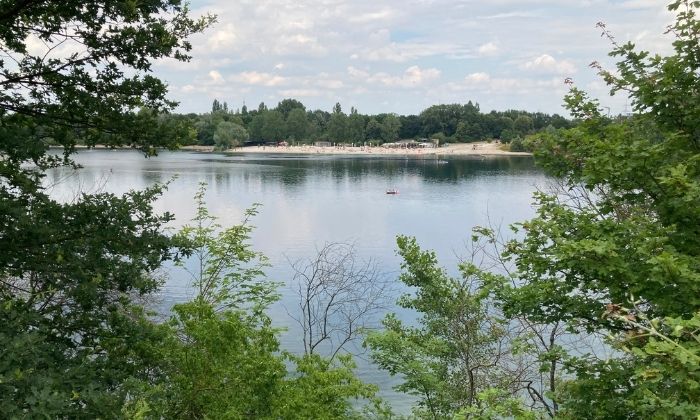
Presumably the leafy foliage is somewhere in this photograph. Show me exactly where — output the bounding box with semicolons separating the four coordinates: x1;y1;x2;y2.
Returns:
1;2;386;418
487;1;700;416
0;1;210;416
133;185;385;419
366;236;535;419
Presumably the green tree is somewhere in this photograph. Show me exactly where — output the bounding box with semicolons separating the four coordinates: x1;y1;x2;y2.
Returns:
276;98;306;119
141;186;384;419
286;108;309;142
508;137;527;152
380;114;401;143
513;115;534;136
307;110;331;141
0;1;212;417
327;108;348;143
211;99;230;114
248;112;265;141
419;104;463;137
484;1;700;416
366;236;531;419
149;185;282;418
213;121;248;150
347;107;366;144
455;121;469;142
399;114;422;139
248;110;284;142
261;110;285;141
365;118;383;142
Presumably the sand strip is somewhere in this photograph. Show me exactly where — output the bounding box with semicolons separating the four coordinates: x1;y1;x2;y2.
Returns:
181;142;531;157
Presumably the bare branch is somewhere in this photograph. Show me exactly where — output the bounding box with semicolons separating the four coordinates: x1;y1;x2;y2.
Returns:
288;241;393;360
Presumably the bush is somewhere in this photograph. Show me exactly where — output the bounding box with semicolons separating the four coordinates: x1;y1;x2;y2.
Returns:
509;137;527;152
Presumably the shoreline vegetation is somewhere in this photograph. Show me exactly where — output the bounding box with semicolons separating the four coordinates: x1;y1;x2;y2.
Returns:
6;0;700;417
179;141;531;157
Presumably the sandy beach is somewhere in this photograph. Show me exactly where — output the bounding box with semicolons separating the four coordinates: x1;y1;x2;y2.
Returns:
182;142;531;157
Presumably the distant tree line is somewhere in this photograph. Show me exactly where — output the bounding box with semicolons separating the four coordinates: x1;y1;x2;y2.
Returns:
166;98;574;149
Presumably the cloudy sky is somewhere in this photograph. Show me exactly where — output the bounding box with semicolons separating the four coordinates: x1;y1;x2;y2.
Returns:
155;0;674;116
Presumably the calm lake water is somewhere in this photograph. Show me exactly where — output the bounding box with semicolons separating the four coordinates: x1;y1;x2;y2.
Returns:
46;149;547;411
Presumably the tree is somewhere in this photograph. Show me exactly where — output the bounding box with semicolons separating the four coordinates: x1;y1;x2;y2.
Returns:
307;110;330;141
0;2;212;417
261;110;285;141
380;114;401;143
248;112;265;141
513;115;534;136
212;99;230;114
248;110;284;142
276;98;306;119
150;185;282;418
139;186;385;419
455;121;469;142
347;108;366;144
0;1;213;152
420;104;463;137
213;121;248;150
289;242;391;360
286;108;309;142
366;236;537;419
508;137;527;152
399;114;422;139
327;110;348;143
483;1;700;416
365;118;383;142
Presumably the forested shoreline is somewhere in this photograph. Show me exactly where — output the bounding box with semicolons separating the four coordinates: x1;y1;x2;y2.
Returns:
159;98;574;150
2;0;700;418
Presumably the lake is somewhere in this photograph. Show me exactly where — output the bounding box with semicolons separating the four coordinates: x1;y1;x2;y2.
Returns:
46;149;547;411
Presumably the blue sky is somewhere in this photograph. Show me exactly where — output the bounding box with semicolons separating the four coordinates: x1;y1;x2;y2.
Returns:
154;0;674;116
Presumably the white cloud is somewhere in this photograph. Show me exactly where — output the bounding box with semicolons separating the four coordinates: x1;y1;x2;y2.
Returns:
478;11;538;20
278;88;325;97
522;54;577;75
24;33;85;60
207;23;237;50
275;33;327;56
230;71;287;87
465;72;491;85
634;30;649;42
349;8;396;24
477;42;499;56
160;0;675;115
458;72;565;94
208;70;224;84
347;66;370;78
618;0;665;10
402;65;441;85
317;79;345;89
361;42;464;62
349;65;441;88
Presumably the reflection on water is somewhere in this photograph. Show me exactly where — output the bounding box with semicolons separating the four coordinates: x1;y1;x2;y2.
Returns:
47;149;547;412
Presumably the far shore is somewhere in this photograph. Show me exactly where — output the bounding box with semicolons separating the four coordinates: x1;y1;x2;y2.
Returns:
181;142;531;157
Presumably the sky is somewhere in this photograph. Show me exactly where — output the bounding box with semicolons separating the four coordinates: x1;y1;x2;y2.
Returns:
154;0;675;116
